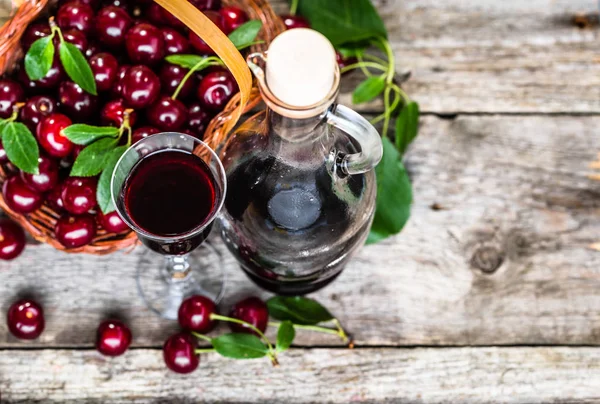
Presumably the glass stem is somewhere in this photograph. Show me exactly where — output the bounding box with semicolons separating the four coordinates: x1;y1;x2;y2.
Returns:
165;254;191;281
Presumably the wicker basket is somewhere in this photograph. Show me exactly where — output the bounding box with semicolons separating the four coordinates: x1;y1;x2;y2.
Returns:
0;0;284;254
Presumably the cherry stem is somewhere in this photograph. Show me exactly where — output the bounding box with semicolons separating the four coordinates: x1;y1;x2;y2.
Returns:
356;54;372;77
268;321;339;337
210;313;276;353
194;348;215;354
49;17;64;43
119;109;135;146
289;0;299;15
191;332;212;343
377;36;397;136
340;61;387;75
171;57;224;100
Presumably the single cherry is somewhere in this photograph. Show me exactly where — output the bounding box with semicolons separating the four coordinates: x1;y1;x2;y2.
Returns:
0;79;24;119
3;176;44;214
61;177;97;215
19;58;65;91
96;319;132;356
219;6;248;34
98;210;129;233
131;126;159;143
58;81;98;121
55;213;96;248
197;70;238;112
162;28;189;55
37;113;74;158
57;1;95;34
101;99;137;127
189;11;223;55
111;64;131;98
21;22;50;50
229;296;269;335
125;23;165;65
95;6;133;47
20;155;59;193
20;95;58;133
121;65;161;109
163;332;199;374
47;183;65;211
178;295;216;333
187;102;212;138
0;218;26;260
90;52;119;92
281;15;311;30
159;63;195;99
190;0;221;11
147;96;187;131
7;299;44;339
336;51;357;72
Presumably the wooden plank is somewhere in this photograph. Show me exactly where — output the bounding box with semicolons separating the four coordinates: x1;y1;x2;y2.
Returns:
2;347;600;403
269;0;600;114
1;115;600;347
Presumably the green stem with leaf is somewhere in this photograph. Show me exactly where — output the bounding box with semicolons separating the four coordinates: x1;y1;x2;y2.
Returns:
171;57;223;100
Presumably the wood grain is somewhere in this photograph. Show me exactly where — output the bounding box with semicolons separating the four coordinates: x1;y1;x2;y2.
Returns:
2;347;600;403
1;115;599;347
271;0;600;114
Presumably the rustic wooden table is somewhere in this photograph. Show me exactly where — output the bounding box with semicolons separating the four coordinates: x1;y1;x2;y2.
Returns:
3;0;600;402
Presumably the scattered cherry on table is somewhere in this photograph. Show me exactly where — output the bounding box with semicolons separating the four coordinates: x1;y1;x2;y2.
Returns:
178;295;217;333
96;320;132;356
163;332;199;374
7;299;45;339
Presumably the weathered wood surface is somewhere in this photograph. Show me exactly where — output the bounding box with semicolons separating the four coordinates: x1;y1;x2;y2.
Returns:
3;347;600;403
1;115;599;348
271;0;600;114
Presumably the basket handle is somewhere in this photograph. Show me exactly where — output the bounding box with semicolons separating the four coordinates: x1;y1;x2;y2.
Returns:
155;0;252;137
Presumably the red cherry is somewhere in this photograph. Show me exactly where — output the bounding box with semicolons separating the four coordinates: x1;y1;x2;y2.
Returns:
95;6;133;47
101;99;137;127
59;0;99;10
229;296;269;335
47;182;65;211
125;23;165;65
189;11;223;55
55;213;97;248
72;144;85;161
58;28;89;52
7;299;44;339
19;95;58;133
336;51;357;73
159;63;195;99
163;332;199;374
187;102;212;138
98;210;129;233
162;28;189;55
190;0;221;11
37;113;74;158
20;155;59;193
0;80;24;119
58;81;98;121
19;58;66;91
219;6;248;34
0;218;26;260
90;52;119;92
132;126;159;143
155;4;187;30
121;65;161;109
178;295;216;333
197;70;238;112
21;23;51;50
147;96;188;131
57;1;95;34
111;64;131;98
85;42;102;59
61;177;97;215
96;319;132;356
2;176;44;214
281;15;310;30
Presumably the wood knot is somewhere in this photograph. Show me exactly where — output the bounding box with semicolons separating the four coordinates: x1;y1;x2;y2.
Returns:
470;246;504;274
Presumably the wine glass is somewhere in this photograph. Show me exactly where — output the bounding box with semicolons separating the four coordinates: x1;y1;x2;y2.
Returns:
111;132;227;319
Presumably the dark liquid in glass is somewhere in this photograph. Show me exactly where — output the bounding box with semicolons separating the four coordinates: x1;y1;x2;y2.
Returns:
121;149;218;255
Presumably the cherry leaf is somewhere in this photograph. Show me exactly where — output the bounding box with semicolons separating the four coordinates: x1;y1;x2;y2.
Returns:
97;145;127;214
2;122;40;175
228;20;262;49
211;333;269;359
59;41;97;96
266;296;334;326
395;101;420;156
63;124;119;146
276;321;295;352
71;137;118;177
25;36;55;81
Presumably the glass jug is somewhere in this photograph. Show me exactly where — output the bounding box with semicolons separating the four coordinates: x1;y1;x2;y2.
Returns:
219;29;383;295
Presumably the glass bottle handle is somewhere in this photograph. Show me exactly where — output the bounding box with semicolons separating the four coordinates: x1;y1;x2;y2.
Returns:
326;105;383;175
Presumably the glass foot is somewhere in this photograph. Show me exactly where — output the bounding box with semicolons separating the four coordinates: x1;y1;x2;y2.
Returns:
136;241;226;320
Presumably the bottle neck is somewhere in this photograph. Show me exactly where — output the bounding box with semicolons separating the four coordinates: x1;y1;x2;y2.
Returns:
268;106;330;143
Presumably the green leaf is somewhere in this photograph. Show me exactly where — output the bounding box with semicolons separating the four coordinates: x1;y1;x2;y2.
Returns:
266;296;334;326
63;124;119;146
165;54;208;69
59;41;97;95
276;321;295;352
97;145;127;214
2;122;40;175
395;102;420;156
352;76;386;104
25;36;55;81
367;137;412;244
228;20;262;49
211;333;269;359
70;137;118;177
297;0;387;46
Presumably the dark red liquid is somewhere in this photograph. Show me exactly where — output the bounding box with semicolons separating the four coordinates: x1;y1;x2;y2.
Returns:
121;150;219;255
